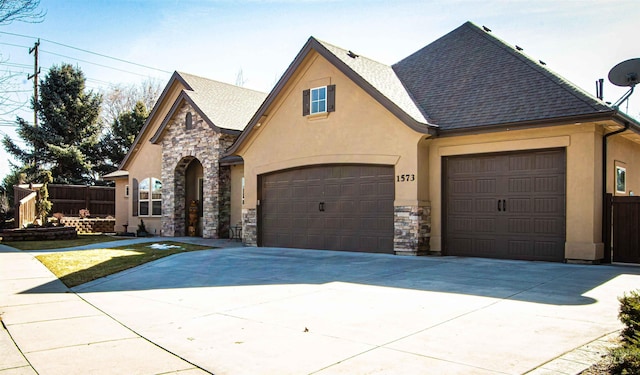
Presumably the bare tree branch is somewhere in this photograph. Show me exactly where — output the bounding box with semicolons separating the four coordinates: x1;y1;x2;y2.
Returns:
0;0;46;25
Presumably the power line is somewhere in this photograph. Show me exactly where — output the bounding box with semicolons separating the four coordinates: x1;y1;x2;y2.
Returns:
0;30;171;74
40;49;161;78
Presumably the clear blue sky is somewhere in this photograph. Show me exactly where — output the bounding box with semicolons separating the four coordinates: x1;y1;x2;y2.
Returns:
0;0;638;182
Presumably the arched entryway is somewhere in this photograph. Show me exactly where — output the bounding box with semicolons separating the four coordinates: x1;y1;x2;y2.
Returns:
185;158;204;236
171;156;204;237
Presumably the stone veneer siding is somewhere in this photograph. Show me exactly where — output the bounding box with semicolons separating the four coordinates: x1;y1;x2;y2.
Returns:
160;103;236;238
242;208;257;246
393;204;431;255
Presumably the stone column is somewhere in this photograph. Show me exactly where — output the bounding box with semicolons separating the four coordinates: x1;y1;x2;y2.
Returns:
242;208;257;246
393;203;431;256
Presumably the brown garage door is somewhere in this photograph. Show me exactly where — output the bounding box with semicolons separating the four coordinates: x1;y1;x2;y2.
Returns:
444;149;566;262
259;164;394;253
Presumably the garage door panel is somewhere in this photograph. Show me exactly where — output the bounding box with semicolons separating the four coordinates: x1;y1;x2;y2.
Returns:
508;198;531;213
507;240;533;257
535;176;562;192
451;179;474;193
445;149;565;262
534;218;564;235
378;182;394;196
323;217;341;230
508;155;533;171
475;218;496;232
451;199;473;213
509;178;532;193
449;216;474;232
338;200;356;213
476;179;497;193
508;218;533;234
535;152;565;170
475;198;497;212
261;164;394;253
360;200;378;213
535;241;562;258
534;197;563;213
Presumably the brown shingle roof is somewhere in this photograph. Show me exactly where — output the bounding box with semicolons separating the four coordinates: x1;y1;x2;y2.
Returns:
316;40;431;125
177;72;268;131
392;22;613;130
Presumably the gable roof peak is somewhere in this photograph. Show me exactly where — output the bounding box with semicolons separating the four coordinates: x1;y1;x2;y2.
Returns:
392;21;613;131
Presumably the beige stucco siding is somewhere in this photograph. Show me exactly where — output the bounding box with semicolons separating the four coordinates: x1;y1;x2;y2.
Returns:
607;133;640;196
112;178;129;232
230;164;244;228
126;143;163;235
119;81;185;236
237;52;425;210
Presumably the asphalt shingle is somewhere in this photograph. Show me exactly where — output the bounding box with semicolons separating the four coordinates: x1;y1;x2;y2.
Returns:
392;21;612;130
177;72;267;131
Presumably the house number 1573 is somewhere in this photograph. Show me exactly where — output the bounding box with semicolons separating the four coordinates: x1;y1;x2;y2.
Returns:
396;174;415;182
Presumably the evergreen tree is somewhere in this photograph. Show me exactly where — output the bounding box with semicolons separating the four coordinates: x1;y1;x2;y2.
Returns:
34;170;52;224
95;100;148;175
2;64;102;184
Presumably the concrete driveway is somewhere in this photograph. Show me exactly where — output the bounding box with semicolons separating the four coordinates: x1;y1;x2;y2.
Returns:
5;243;640;374
67;247;640;374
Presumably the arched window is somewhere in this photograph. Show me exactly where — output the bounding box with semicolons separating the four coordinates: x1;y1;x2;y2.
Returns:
185;112;193;130
139;177;162;216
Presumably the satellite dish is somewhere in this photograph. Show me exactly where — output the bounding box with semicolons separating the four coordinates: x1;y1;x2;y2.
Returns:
608;58;640;87
608;58;640;109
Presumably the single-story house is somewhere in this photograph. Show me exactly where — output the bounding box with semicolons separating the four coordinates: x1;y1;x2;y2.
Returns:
104;71;267;237
108;21;640;263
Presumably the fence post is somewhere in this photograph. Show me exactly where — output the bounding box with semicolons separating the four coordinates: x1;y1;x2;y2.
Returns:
85;185;90;212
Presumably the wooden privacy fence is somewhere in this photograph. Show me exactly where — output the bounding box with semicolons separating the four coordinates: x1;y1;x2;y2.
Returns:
14;186;37;229
14;184;115;225
605;194;640;264
47;184;115;217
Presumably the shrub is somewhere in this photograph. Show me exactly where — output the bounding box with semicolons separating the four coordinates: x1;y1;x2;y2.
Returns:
35;171;53;224
608;290;640;374
610;340;640;374
619;290;640;342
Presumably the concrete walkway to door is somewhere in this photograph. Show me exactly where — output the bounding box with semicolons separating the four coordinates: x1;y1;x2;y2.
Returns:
2;240;640;374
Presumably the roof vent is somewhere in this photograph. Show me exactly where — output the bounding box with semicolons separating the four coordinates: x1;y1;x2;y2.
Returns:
347;50;359;59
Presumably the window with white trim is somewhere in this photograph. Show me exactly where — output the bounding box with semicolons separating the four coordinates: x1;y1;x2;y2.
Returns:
310;86;327;114
139;178;162;216
302;85;336;116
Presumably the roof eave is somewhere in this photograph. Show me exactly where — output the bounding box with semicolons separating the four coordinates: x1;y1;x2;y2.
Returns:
118;71;191;169
434;111;620;137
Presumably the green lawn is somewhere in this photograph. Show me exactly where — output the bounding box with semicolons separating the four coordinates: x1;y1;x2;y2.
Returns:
2;234;122;250
34;241;213;288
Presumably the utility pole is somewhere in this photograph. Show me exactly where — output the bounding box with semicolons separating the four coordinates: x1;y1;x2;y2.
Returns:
28;39;41;168
28;39;40;127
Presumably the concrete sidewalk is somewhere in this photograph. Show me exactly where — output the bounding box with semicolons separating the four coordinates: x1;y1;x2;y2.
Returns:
0;239;232;375
1;238;639;374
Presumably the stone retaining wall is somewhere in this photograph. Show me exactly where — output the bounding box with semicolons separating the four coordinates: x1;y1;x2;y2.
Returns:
60;218;115;234
0;226;77;241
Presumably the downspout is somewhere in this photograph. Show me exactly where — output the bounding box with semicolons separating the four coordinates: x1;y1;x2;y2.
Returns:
602;120;630;263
